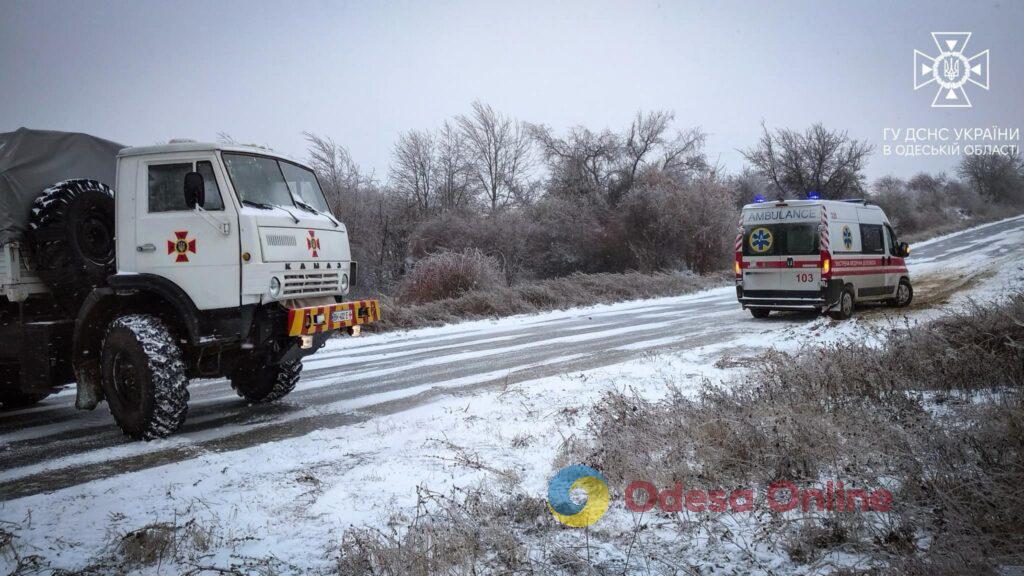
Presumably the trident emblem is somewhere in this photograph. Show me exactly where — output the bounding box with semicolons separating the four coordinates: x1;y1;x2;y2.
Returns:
942;58;959;82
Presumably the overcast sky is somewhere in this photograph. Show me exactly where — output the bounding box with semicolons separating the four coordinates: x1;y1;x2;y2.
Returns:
2;0;1021;183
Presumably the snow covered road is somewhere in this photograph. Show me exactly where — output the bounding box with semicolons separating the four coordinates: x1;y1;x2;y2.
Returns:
0;215;1022;505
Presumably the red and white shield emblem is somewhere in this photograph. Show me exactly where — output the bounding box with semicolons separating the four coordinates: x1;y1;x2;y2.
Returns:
166;231;197;263
306;230;321;258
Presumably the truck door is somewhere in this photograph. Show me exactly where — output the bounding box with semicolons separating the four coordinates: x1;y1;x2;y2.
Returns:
133;158;240;310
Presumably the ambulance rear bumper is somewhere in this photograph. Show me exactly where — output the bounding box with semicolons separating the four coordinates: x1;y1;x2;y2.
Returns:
736;283;843;311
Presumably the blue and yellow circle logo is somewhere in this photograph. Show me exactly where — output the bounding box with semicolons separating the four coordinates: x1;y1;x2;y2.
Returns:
749;227;774;254
547;465;610;527
842;225;853;249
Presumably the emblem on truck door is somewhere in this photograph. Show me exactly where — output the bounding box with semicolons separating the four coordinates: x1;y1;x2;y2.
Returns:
166;231;197;263
306;230;320;258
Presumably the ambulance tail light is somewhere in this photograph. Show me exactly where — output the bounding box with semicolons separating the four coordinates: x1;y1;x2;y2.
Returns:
820;250;832;279
734;252;743;278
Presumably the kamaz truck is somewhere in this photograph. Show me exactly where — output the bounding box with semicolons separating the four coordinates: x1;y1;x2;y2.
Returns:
0;128;379;439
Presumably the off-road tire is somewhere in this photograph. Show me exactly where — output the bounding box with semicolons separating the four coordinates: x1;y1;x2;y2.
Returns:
830;285;856;321
890;278;913;308
230;361;302;404
749;308;771;319
100;315;189;440
28;179;116;313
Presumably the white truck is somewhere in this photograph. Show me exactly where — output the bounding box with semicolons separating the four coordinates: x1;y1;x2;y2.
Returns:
734;198;913;320
0;128;379;439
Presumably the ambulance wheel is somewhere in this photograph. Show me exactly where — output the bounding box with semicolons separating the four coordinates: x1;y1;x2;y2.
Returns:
230;361;302;404
100;315;189;440
749;308;771;319
891;278;913;308
28;179;116;314
830;285;855;320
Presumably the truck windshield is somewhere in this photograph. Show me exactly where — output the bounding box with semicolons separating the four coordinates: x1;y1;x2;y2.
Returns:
222;153;331;213
742;223;819;256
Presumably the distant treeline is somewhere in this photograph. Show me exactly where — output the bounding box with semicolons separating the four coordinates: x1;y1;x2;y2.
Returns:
295;103;1024;302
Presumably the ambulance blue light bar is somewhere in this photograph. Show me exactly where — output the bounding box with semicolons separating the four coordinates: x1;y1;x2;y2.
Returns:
807;191;821;200
753;194;767;203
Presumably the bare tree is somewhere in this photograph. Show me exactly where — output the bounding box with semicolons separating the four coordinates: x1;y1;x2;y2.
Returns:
390;129;437;214
456;101;534;212
434;120;473;211
531;110;707;207
957;151;1024;205
531;124;619;201
304;132;367;215
742;123;873;199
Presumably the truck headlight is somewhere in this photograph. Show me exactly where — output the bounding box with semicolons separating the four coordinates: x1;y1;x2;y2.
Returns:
339;273;350;294
269;276;282;297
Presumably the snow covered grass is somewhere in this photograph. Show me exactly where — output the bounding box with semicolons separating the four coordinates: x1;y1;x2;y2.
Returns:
339;292;1024;576
373;270;727;332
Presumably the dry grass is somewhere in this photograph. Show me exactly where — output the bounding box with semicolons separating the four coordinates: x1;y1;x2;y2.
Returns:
373;270;727;332
563;292;1024;573
337;486;552;576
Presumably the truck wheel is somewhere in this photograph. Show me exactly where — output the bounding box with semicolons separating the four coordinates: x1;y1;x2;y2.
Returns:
28;179;116;313
230;361;302;404
100;315;189;440
830;285;855;320
891;278;913;308
749;308;771;319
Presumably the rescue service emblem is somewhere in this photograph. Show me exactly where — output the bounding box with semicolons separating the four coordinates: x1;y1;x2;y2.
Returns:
842;225;853;250
306;230;320;258
167;230;197;263
749;227;773;254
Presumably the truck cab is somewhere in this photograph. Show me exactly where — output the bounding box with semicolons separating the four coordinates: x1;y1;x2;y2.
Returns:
0;131;379;439
734;198;912;320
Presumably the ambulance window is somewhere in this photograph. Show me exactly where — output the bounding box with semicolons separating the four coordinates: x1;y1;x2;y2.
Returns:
860;224;884;254
784;224;818;255
148;163;193;212
884;224;899;255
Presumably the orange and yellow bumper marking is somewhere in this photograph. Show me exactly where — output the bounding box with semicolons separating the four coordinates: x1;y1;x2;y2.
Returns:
286;299;381;336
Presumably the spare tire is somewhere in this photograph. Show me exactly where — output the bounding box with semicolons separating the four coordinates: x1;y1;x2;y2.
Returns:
28;179;116;313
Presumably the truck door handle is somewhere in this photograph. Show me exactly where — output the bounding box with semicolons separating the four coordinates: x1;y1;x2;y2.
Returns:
137;243;156;253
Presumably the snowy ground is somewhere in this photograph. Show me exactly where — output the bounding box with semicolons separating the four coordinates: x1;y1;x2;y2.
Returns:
2;215;1023;574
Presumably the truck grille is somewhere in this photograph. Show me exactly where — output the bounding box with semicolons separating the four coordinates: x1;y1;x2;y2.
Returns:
283;270;339;297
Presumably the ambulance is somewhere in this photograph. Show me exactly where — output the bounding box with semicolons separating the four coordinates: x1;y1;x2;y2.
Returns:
734;197;912;320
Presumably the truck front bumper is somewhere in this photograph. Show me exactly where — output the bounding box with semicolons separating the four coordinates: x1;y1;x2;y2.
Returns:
286;299;381;336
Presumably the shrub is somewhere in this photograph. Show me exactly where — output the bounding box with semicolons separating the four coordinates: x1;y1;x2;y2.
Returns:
562;292;1024;573
398;249;503;304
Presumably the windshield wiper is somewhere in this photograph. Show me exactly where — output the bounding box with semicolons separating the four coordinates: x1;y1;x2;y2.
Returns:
241;199;300;223
241;199;274;210
293;198;340;227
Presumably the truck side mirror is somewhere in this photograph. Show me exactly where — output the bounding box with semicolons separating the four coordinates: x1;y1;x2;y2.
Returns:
898;242;910;258
183;172;205;209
